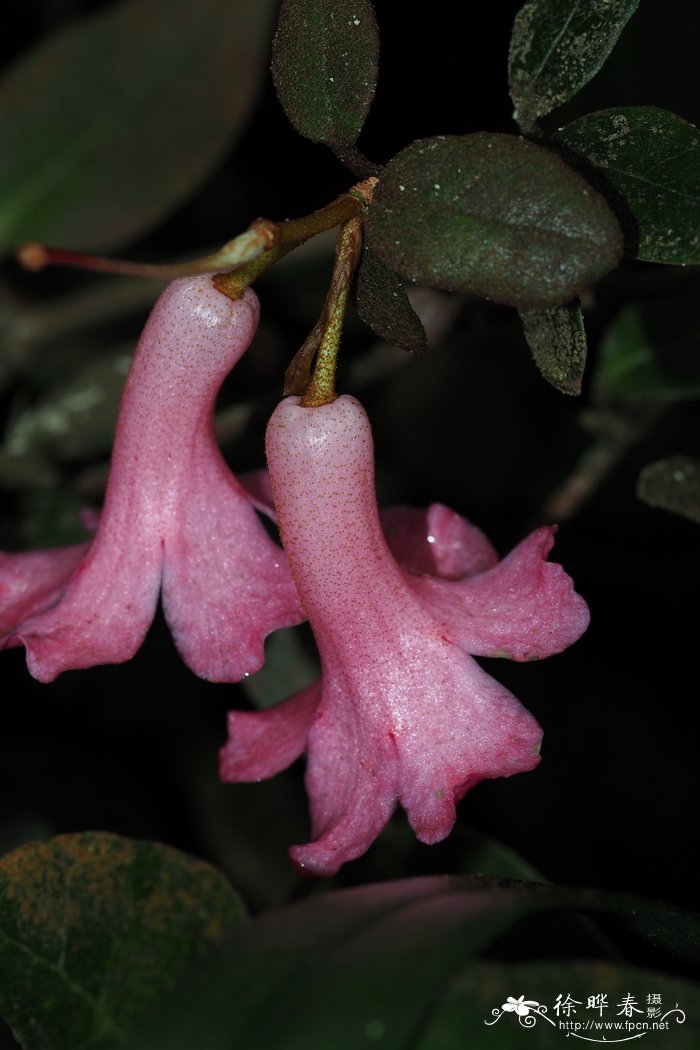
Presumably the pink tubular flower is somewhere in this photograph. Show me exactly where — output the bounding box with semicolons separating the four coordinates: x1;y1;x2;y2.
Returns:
221;394;590;876
0;277;303;682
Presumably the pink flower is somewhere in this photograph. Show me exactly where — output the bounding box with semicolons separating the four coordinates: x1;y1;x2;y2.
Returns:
0;277;303;682
221;394;589;876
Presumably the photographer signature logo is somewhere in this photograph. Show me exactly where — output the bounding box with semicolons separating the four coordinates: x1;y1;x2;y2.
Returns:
484;992;686;1043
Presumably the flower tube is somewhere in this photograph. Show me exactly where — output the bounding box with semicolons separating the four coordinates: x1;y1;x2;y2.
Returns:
222;394;589;876
0;277;303;682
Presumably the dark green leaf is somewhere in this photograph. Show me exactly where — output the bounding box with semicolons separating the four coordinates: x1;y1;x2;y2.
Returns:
555;107;700;264
271;0;379;163
638;456;700;524
355;245;427;352
596;299;700;402
520;301;587;394
134;876;700;1050
0;0;274;250
0;832;245;1050
508;0;640;134
365;134;622;309
419;961;700;1049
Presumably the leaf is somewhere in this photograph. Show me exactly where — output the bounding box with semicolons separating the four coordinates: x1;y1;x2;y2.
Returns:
355;245;427;352
508;0;640;134
637;456;700;524
1;346;130;464
365;134;622;310
520;301;587;394
0;832;245;1050
0;0;274;251
134;876;700;1050
271;0;379;163
419;960;700;1049
455;828;545;882
595;299;700;403
555;107;700;264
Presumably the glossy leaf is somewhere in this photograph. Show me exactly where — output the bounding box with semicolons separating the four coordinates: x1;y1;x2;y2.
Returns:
0;832;245;1050
134;876;700;1050
508;0;640;134
355;245;427;352
365;134;622;309
271;0;379;163
0;0;274;250
520;301;587;394
555;107;700;264
596;300;700;402
638;456;700;524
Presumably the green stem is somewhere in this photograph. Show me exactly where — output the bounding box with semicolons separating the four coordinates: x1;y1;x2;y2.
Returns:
299;216;363;408
214;182;375;301
17;225;275;280
212;244;290;299
18;178;378;301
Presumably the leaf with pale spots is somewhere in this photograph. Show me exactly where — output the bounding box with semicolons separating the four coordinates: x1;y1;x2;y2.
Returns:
365;134;622;310
520;301;587;394
271;0;379;170
508;0;640;134
0;832;245;1050
555;107;700;265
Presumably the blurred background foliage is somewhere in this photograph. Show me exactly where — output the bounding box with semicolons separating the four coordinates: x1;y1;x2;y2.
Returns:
0;0;698;959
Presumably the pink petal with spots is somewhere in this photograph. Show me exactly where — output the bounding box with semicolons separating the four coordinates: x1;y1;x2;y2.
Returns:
0;544;88;647
2;278;303;682
409;526;590;661
381;503;498;579
221;681;321;782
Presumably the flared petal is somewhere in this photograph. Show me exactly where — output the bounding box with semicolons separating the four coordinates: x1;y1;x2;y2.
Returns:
382;503;498;580
16;533;164;682
392;643;542;843
290;675;400;877
220;680;321;781
0;544;88;645
161;459;304;682
409;526;590;661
